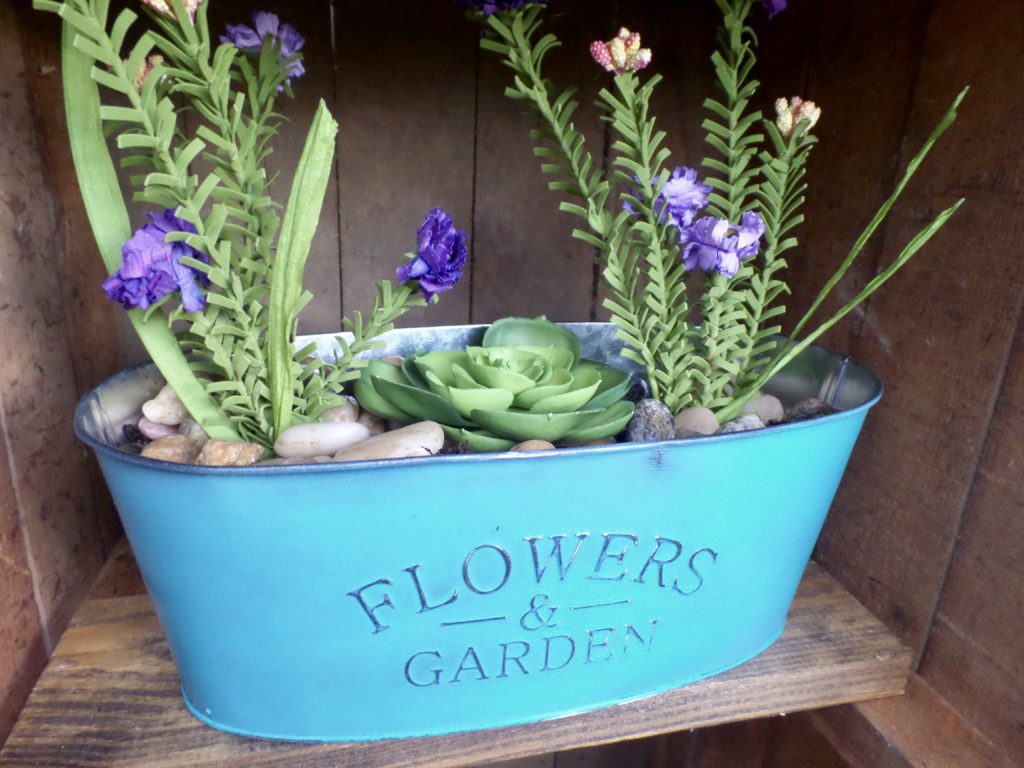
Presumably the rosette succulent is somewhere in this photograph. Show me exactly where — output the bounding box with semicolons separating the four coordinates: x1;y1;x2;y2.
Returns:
354;318;635;451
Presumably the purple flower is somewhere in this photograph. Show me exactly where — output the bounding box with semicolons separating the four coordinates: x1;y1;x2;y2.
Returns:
397;209;468;302
660;167;712;227
103;210;209;312
679;211;765;279
221;12;305;87
455;0;547;15
762;0;786;18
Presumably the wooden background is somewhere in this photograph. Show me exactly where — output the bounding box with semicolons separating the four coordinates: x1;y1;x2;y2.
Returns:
1;0;1021;764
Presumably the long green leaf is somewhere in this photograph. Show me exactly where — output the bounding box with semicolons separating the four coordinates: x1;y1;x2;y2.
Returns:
61;19;237;440
267;100;338;439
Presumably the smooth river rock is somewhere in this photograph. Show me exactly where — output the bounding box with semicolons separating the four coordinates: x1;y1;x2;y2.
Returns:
511;439;556;451
138;417;178;440
320;398;360;423
718;414;766;434
140;434;201;464
141;384;188;426
196;439;265;467
742;393;784;425
274;421;371;459
333;421;444;462
674;406;719;437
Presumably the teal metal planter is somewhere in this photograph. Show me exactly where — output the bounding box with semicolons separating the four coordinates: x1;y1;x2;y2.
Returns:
75;323;882;742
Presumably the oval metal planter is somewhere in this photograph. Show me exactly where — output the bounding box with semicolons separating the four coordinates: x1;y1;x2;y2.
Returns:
74;323;882;742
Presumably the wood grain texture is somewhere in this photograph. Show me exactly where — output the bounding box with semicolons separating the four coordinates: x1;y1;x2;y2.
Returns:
335;0;476;330
0;411;48;745
469;2;614;324
0;564;910;768
812;0;1024;658
811;675;1016;768
0;0;107;655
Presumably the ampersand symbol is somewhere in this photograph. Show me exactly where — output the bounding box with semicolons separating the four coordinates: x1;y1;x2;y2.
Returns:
520;594;559;631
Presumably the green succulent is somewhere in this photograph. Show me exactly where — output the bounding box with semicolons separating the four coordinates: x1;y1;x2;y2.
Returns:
354;318;635;451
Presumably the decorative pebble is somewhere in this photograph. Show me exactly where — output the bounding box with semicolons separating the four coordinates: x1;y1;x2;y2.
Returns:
141;384;188;426
122;423;149;445
785;397;837;422
274;421;371;459
674;406;719;437
357;411;389;436
178;418;209;446
742;394;784;425
321;398;360;423
333;421;444;462
140;435;201;464
718;414;766;434
625;399;675;442
512;439;556;451
195;439;265;467
138;417;179;440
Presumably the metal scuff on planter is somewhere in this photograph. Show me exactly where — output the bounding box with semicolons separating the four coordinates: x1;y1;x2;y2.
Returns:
75;322;882;742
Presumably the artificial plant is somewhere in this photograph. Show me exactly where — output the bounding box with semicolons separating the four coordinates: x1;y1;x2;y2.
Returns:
37;0;467;448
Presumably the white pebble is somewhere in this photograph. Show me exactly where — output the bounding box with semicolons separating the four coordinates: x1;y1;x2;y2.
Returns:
141;384;188;426
718;414;766;434
674;406;719;437
320;398;360;423
274;421;371;459
742;394;784;425
333;421;444;462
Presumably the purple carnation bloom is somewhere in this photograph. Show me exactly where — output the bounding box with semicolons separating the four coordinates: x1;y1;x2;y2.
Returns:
454;0;547;15
679;211;765;279
660;167;712;227
762;0;786;18
625;166;712;229
397;209;468;302
103;210;209;312
221;12;305;87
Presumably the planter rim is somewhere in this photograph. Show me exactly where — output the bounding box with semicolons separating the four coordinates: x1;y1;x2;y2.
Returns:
75;322;883;477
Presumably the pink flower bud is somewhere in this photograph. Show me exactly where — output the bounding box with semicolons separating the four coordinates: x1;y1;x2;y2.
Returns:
590;28;652;75
774;96;821;138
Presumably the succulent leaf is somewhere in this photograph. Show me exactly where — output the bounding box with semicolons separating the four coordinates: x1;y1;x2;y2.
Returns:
353;318;634;451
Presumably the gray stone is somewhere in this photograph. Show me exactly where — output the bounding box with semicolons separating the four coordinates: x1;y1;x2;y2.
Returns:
178;418;209;446
333;421;444;462
357;410;389;436
196;439;265;467
718;414;766;434
141;384;188;426
674;406;719;437
274;421;371;459
140;435;200;464
785;397;837;422
742;393;784;425
625;399;675;442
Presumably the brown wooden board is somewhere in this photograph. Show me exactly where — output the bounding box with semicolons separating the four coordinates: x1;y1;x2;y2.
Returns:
917;314;1024;763
811;0;1024;658
0;0;109;668
0;563;910;768
810;675;1016;768
334;0;476;331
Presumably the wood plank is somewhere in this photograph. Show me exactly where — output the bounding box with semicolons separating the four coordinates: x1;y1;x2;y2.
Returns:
470;2;613;324
334;0;476;330
811;0;1024;657
810;675;1016;768
914;259;1024;764
0;563;910;768
0;0;108;652
0;403;48;745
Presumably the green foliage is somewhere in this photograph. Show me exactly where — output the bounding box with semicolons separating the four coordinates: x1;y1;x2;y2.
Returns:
38;0;429;449
477;0;965;424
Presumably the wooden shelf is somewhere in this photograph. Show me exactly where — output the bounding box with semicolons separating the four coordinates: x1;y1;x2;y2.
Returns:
0;556;912;768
